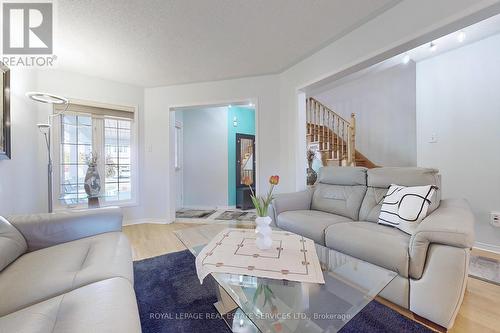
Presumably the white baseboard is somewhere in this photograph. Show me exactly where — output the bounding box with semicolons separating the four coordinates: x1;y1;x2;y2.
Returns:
123;218;173;226
474;242;500;254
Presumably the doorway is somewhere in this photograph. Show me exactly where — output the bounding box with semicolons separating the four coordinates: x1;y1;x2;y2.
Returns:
170;102;257;222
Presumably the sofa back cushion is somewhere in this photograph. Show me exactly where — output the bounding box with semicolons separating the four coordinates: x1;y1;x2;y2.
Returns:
317;166;367;186
359;167;441;222
311;167;368;220
0;216;27;271
359;187;389;222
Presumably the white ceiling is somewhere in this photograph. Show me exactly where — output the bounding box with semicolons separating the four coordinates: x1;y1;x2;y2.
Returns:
405;12;500;63
309;12;500;96
54;0;400;87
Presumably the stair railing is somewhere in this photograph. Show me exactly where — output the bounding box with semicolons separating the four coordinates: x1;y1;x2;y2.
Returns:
306;97;356;166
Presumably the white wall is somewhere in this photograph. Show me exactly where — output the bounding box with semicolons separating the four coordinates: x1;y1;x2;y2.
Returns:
314;63;417;166
180;107;228;207
0;68;43;215
417;33;500;248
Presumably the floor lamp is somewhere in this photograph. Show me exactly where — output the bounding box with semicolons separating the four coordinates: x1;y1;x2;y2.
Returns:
26;92;69;213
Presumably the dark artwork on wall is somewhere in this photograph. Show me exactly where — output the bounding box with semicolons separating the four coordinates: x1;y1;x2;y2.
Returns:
0;62;10;160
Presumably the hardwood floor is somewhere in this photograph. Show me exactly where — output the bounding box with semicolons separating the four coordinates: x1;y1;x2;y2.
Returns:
123;222;500;332
123;223;195;260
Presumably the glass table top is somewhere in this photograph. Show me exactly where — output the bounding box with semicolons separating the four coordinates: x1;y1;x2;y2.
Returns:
175;224;397;333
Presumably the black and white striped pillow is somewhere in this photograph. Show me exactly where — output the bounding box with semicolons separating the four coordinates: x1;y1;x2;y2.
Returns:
378;184;437;235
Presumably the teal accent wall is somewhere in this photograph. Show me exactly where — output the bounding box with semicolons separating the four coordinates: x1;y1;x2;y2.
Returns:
228;106;255;206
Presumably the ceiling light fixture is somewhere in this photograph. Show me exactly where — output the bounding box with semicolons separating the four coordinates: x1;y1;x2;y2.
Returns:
248;102;254;107
402;53;411;64
429;42;437;52
26;92;68;105
228;104;232;108
458;31;466;43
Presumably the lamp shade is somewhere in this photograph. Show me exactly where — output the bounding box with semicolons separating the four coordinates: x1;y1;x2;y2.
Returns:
26;92;68;105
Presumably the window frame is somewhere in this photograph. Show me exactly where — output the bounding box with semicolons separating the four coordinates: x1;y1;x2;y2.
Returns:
52;101;139;210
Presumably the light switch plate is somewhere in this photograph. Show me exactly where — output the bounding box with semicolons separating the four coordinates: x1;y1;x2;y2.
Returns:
490;212;500;227
429;133;438;143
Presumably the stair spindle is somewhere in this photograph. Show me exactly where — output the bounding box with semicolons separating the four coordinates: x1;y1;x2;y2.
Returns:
315;100;318;142
322;105;326;150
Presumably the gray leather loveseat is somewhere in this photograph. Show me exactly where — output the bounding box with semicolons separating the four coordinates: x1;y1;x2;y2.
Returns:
269;167;475;329
0;208;141;332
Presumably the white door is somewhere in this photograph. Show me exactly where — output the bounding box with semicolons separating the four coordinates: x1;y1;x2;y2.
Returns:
174;120;183;210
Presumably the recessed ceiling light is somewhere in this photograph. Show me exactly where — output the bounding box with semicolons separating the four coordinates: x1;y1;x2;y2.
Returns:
402;53;411;64
458;31;466;43
228;104;232;108
429;42;437;52
248;103;254;107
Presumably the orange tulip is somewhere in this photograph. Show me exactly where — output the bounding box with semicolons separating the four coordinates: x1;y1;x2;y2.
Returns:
269;175;280;185
243;176;253;186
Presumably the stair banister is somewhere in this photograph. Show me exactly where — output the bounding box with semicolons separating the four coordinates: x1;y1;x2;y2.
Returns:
306;97;357;166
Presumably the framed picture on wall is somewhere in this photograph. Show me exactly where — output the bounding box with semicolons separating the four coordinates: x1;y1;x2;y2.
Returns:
0;62;10;160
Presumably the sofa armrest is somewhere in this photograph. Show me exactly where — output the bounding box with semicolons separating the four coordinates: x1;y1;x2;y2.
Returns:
409;199;475;279
269;190;313;225
7;207;123;252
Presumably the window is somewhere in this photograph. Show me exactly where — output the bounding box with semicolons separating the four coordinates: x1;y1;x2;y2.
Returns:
104;118;132;201
54;103;136;208
60;114;93;205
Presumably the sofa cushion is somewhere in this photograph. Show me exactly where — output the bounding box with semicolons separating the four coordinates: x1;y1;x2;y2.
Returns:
0;277;141;333
0;216;27;271
325;222;410;277
367;167;441;214
358;187;389;222
0;232;133;316
317;166;367;186
277;210;352;245
311;183;367;220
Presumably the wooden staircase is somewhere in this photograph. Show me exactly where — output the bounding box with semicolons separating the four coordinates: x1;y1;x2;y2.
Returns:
306;97;377;168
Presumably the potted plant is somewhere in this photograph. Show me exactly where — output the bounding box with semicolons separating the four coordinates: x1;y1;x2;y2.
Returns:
243;175;279;250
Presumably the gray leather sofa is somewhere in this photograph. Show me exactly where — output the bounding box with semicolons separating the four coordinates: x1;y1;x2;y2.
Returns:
0;208;142;333
269;167;475;329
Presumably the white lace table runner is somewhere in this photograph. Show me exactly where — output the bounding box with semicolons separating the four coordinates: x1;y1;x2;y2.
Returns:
195;228;325;284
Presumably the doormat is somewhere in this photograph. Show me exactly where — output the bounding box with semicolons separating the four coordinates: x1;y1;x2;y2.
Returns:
215;210;245;220
237;212;257;221
469;255;500;285
176;209;216;219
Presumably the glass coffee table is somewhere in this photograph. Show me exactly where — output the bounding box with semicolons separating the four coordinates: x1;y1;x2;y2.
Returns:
175;224;397;333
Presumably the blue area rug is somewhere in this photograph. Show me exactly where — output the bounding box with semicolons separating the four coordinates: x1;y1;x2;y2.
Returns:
134;250;432;333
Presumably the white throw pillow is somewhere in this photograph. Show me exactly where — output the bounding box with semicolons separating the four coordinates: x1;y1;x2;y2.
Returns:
378;184;436;235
